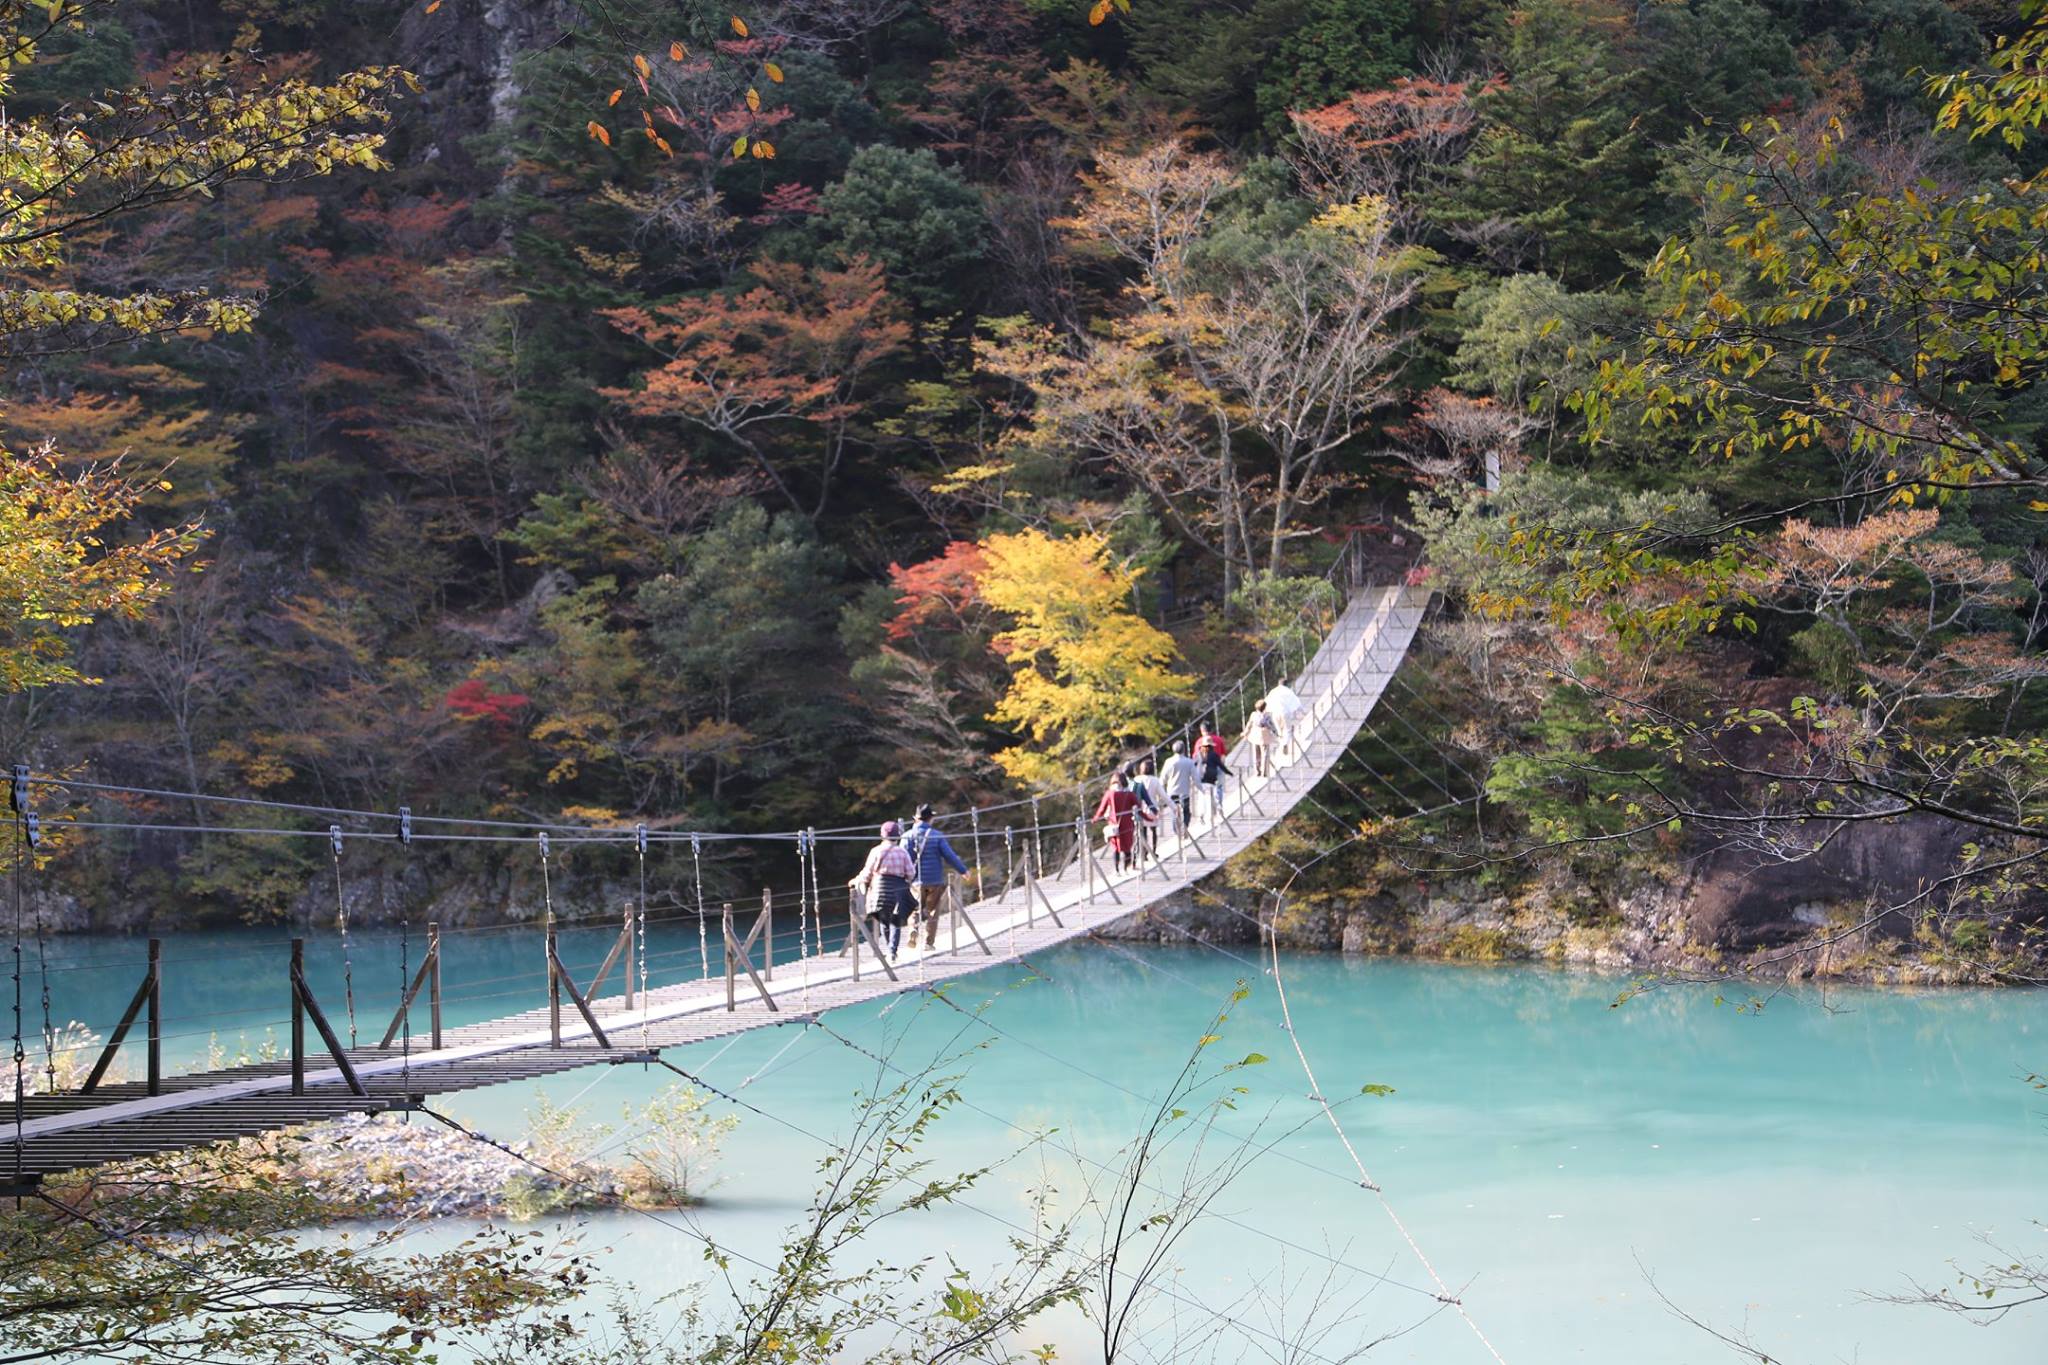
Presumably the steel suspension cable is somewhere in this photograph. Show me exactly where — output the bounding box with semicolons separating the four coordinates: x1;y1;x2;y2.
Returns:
329;827;357;1048
689;833;708;980
1262;889;1508;1363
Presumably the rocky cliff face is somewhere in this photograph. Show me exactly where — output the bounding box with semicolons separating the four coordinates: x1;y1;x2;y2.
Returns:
387;0;582;187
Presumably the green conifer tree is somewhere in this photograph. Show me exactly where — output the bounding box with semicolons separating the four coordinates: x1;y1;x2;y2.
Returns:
1433;0;1655;287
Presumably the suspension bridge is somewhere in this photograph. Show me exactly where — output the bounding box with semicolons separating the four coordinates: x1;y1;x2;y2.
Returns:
5;559;1434;1191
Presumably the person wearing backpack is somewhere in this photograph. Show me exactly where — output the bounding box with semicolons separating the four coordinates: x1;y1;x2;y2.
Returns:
903;802;970;951
1130;757;1167;861
1094;772;1141;874
1197;738;1233;825
849;820;917;957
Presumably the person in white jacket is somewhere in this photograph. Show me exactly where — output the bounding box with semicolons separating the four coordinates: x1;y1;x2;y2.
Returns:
1265;679;1304;761
1160;739;1198;836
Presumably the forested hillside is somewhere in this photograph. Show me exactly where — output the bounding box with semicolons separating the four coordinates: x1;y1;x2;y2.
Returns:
8;0;2047;973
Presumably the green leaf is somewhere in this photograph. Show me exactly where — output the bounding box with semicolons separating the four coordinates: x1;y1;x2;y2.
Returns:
1360;1083;1396;1097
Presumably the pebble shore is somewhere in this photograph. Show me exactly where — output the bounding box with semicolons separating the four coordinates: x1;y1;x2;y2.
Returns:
254;1112;602;1219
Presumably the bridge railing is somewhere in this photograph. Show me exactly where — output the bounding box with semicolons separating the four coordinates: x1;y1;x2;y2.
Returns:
7;532;1424;1083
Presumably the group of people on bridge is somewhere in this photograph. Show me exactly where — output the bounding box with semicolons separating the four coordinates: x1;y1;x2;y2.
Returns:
848;676;1306;955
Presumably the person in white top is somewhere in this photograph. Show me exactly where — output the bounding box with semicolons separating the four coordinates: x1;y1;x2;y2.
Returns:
1265;679;1304;761
1245;699;1278;778
1132;756;1168;859
1160;738;1198;836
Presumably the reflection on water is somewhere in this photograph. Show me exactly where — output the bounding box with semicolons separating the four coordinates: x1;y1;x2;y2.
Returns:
31;924;2048;1364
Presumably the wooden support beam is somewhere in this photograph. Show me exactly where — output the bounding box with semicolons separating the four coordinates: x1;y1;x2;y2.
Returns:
848;891;861;980
428;922;442;1049
548;945;613;1047
1080;830;1123;905
948;875;993;957
82;940;159;1095
585;912;633;1003
722;901;779;1012
548;924;562;1047
1027;855;1064;928
855;912;900;982
290;940;366;1097
379;932;442;1050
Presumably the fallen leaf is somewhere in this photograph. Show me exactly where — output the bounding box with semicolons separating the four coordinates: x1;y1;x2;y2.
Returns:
730;14;749;36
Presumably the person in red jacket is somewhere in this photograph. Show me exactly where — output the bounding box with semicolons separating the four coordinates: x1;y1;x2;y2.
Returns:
1094;772;1141;873
1195;721;1229;761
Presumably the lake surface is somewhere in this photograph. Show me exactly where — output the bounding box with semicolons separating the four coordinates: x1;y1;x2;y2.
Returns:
25;922;2048;1362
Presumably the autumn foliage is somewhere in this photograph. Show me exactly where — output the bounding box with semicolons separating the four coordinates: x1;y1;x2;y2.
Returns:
976;530;1192;785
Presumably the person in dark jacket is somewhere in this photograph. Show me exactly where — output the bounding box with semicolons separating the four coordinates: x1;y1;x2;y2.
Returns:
1197;740;1232;825
904;803;970;951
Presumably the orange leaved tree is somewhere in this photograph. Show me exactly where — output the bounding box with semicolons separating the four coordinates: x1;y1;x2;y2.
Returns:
604;257;908;520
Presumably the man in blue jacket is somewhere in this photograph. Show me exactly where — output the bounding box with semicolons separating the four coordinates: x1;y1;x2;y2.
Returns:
904;802;970;951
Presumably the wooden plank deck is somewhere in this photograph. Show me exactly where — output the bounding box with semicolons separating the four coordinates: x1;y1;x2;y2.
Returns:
5;585;1429;1184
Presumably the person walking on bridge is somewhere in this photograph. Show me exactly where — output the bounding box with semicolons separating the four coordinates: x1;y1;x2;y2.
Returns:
849;821;917;958
1095;772;1141;874
1197;735;1232;825
904;803;970;951
1131;757;1166;861
1162;739;1197;838
1245;699;1278;778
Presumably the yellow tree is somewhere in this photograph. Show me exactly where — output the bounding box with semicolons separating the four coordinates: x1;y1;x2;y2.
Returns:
0;446;198;692
0;2;406;691
977;529;1192;785
0;1;411;358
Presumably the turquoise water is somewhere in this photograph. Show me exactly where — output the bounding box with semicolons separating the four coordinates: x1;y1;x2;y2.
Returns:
23;925;2048;1362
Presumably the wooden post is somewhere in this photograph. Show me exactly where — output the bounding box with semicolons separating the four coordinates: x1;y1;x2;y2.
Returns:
722;904;781;1012
1080;825;1123;905
849;888;861;982
723;902;736;1012
427;923;442;1049
290;941;367;1095
762;888;774;981
948;874;993;957
547;947;614;1046
1000;827;1013;905
547;923;562;1048
1080;816;1095;902
623;903;636;1009
1027;846;1065;927
145;938;160;1096
291;938;306;1094
380;936;442;1049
